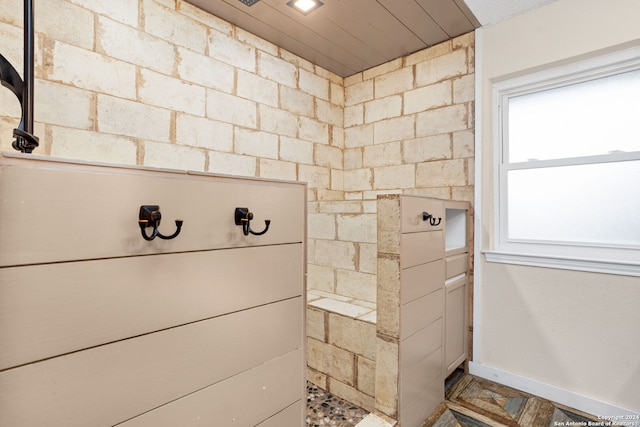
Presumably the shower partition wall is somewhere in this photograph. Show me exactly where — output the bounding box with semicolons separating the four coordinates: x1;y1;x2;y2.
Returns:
376;194;471;427
0;153;307;426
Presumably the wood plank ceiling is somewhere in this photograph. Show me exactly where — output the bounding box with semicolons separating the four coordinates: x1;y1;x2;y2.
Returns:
184;0;481;77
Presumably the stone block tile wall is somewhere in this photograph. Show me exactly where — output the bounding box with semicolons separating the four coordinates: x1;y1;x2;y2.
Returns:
342;34;474;202
0;0;345;195
306;33;475;307
307;200;378;303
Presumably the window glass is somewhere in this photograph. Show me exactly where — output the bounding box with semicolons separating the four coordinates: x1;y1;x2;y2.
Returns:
507;160;640;247
507;69;640;162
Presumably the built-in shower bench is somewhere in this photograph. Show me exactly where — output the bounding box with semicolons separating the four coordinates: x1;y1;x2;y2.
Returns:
306;290;378;412
308;290;377;324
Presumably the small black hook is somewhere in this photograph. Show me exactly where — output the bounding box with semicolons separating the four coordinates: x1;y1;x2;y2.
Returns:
138;205;183;241
235;207;271;236
422;211;442;227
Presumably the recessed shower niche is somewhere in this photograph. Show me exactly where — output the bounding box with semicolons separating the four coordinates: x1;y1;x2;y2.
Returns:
445;206;468;253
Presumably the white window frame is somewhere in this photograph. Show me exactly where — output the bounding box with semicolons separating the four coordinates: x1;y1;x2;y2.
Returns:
486;47;640;277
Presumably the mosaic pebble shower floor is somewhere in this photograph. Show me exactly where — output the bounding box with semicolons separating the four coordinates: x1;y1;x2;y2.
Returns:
306;382;369;426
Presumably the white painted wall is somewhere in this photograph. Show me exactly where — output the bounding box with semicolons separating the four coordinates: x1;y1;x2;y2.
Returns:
474;0;640;415
463;0;557;25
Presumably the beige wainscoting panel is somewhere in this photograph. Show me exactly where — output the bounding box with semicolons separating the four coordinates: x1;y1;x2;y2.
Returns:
118;349;304;427
400;318;443;370
0;154;307;427
445;253;468;279
0;153;305;267
0;298;302;427
400;231;443;268
401;259;445;305
0;244;303;370
400;196;444;233
256;401;306;427
400;378;444;427
400;347;443;408
400;289;444;340
445;275;469;376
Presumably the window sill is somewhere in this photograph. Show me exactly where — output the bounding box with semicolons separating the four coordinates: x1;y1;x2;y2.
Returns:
483;250;640;277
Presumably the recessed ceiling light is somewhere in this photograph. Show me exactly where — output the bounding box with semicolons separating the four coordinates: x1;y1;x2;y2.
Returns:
287;0;323;15
238;0;261;6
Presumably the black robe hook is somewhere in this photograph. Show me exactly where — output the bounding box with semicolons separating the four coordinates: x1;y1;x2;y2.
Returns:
235;207;271;236
422;211;442;227
138;205;183;241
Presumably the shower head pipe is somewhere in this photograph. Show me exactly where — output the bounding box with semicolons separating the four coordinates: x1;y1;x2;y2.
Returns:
0;0;39;153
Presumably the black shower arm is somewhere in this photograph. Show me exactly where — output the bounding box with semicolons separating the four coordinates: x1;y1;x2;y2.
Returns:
0;0;39;153
0;55;24;102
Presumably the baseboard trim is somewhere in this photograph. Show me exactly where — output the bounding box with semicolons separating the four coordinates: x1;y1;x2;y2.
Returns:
468;362;639;418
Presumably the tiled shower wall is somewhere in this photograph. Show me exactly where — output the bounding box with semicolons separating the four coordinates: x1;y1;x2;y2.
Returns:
0;0;344;176
0;0;473;320
311;35;475;304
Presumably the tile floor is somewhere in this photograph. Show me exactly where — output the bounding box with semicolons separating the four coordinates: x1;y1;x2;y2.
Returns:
425;373;611;427
306;371;613;427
